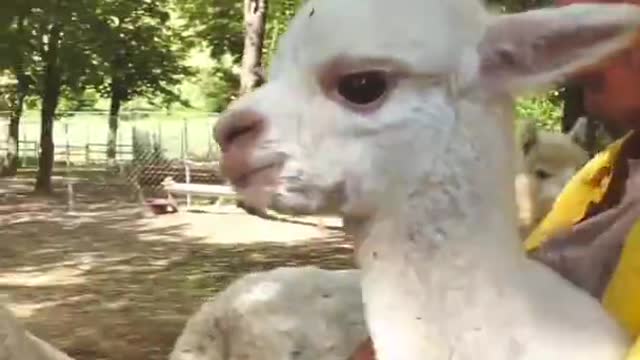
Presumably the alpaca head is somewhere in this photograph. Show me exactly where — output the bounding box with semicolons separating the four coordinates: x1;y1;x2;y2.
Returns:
518;118;590;224
215;0;640;221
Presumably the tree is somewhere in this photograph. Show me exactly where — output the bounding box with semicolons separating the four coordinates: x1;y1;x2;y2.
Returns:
34;1;64;192
0;0;192;190
0;75;19;173
6;0;107;192
92;0;193;163
0;2;37;177
174;0;244;59
174;0;300;107
239;0;268;95
0;74;30;177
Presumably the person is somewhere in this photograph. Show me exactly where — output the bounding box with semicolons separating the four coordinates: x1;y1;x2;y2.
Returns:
526;127;640;356
525;0;640;357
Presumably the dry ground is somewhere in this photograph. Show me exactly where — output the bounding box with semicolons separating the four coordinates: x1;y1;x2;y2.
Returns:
0;176;355;360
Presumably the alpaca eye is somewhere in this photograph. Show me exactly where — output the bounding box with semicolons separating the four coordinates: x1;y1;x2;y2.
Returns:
535;169;551;180
337;71;388;106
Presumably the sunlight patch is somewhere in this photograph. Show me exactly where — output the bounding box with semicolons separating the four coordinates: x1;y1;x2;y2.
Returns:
0;267;87;287
234;281;283;311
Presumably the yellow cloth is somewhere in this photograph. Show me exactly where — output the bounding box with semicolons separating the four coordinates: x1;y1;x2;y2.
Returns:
606;221;640;358
628;335;640;360
523;132;640;358
524;134;628;252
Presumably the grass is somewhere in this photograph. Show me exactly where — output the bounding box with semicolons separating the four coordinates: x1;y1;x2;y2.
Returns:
6;111;221;163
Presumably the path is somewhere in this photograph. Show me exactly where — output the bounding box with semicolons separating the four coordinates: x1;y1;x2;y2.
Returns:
0;178;355;360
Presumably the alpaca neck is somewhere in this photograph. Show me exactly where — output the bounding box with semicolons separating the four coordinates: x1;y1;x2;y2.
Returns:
353;178;527;359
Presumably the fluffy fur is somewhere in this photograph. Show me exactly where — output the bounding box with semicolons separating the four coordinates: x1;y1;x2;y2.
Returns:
170;266;367;360
214;0;640;358
0;303;74;360
515;118;590;236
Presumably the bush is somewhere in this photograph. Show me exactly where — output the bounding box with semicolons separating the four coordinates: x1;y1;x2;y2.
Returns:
515;90;563;132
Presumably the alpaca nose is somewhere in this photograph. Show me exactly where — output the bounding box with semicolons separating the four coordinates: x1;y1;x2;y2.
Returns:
214;109;265;152
214;110;266;182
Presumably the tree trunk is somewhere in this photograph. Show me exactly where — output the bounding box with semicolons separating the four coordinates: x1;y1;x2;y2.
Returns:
1;14;28;177
107;91;122;164
35;23;62;193
0;85;26;177
239;0;268;95
561;84;585;133
236;0;267;216
107;48;127;165
584;116;599;157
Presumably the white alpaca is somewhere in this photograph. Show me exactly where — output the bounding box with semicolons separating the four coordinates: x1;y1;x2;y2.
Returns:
170;266;367;360
213;0;640;358
515;118;590;236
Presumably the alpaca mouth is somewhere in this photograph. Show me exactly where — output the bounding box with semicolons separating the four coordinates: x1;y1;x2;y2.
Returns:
230;163;284;210
233;168;343;215
232;164;280;189
224;147;346;215
232;168;324;214
272;180;346;216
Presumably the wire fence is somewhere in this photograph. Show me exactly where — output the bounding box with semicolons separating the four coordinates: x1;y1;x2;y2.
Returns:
0;110;227;200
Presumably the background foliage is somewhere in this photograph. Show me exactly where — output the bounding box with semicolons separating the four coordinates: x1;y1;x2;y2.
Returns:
1;0;568;186
1;0;562;118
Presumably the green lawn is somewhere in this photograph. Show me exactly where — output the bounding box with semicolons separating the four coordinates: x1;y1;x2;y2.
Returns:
12;111;221;164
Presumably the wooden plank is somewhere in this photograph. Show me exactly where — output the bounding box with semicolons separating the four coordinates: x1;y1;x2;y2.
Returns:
138;163;223;182
163;181;237;198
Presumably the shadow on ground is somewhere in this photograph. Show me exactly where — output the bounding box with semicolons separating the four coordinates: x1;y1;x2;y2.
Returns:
0;178;355;360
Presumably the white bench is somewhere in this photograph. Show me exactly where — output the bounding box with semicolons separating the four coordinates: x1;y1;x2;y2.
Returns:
160;160;271;218
161;177;237;210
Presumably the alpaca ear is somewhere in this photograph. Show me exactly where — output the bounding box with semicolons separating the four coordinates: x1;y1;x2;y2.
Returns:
567;116;590;146
519;120;539;155
473;3;640;95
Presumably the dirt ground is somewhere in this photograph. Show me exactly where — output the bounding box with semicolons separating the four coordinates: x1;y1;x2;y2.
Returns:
0;176;355;360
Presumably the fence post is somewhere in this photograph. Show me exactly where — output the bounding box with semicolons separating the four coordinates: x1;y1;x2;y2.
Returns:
183;118;188;159
207;119;213;159
64;122;70;168
185;161;191;208
131;125;137;162
117;124;123;162
157;120;162;152
18;128;27;168
180;125;185;160
66;181;75;213
86;118;90;162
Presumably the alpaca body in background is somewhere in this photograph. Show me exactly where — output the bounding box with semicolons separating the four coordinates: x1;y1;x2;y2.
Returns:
516;118;590;236
170;266;367;360
0;303;74;360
